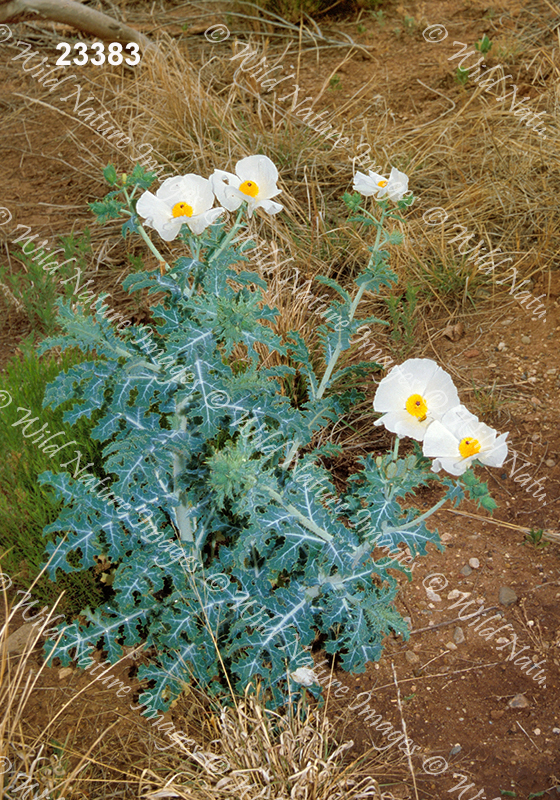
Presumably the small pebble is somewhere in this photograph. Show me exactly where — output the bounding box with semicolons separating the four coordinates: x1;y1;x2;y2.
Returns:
521;335;531;344
498;342;507;351
553;728;560;734
1;623;40;655
545;459;556;467
501;318;513;326
58;667;73;680
534;728;541;735
426;588;442;603
441;532;453;542
448;589;470;600
464;348;480;358
453;627;465;644
445;642;457;650
449;744;461;756
508;694;529;708
406;651;420;664
499;586;517;606
469;557;480;569
460;565;472;576
491;710;504;720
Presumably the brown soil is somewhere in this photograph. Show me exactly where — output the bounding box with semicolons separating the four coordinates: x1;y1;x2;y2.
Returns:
1;0;559;798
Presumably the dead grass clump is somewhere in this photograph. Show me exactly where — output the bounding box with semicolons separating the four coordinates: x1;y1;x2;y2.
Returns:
137;684;388;799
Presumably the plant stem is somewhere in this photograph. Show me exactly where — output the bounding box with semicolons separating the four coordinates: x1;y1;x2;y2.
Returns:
317;209;387;400
172;396;195;543
315;342;342;401
350;493;449;567
137;223;171;271
208;206;245;264
282;206;388;468
264;487;334;543
123;187;171;272
385;494;449;534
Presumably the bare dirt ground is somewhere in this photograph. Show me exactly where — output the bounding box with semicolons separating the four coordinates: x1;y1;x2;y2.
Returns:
1;0;559;797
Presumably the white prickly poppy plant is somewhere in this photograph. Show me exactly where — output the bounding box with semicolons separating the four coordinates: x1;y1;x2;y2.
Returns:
37;161;500;713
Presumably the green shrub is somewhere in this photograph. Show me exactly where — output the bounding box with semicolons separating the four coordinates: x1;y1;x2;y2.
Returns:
0;340;105;612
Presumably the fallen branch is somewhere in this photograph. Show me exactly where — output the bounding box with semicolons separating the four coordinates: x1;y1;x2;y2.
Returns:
0;0;154;52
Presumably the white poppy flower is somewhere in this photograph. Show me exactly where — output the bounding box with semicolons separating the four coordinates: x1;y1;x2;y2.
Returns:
136;174;225;241
209;155;283;217
373;358;460;441
422;405;509;476
353;166;409;201
290;667;317;687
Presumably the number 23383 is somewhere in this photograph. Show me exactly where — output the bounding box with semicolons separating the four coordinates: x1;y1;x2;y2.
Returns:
56;41;140;66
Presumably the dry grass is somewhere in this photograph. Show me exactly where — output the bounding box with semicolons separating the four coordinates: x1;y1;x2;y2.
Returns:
77;14;559;423
0;569;92;799
5;8;559;405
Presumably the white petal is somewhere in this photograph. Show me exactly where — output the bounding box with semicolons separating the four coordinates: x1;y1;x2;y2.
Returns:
353;171;386;197
136;190;165;224
186;207;226;234
442;404;480;426
436;406;496;446
422;420;460;459
389;167;408;184
159;219;185;241
479;432;509;467
432;455;471;476
210;170;242;210
385;167;409;201
373;364;416;411
374;409;432;441
249;198;284;217
136;191;180;241
147;175;217;223
156;176;188;202
236;155;279;198
178;175;216;215
210;168;238;188
373;359;459;420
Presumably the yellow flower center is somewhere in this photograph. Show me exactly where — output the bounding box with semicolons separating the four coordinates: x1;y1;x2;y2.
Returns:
239;180;259;197
377;180;388;187
459;437;481;458
171;201;193;218
405;394;428;422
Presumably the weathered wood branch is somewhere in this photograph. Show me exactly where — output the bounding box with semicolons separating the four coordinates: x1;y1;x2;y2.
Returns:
0;0;154;52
